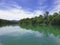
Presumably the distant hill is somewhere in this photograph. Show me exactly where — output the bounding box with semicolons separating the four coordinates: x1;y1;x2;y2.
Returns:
0;19;18;25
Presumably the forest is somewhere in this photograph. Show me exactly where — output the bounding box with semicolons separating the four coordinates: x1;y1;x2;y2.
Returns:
0;11;60;26
19;11;60;26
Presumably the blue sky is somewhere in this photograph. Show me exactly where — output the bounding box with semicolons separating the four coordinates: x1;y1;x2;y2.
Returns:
0;0;60;20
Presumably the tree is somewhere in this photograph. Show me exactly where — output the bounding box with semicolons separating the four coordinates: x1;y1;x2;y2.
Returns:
44;11;49;24
44;11;49;19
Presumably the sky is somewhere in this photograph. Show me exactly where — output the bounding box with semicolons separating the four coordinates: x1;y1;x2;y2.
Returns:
0;0;60;20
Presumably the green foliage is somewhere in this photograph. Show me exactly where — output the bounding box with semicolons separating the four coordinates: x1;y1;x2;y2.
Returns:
51;15;60;25
19;11;60;26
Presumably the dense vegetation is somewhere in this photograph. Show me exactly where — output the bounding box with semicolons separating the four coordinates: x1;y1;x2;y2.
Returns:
19;11;60;26
19;11;60;37
0;11;60;27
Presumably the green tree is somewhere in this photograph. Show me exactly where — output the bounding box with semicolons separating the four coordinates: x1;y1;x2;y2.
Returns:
44;11;49;25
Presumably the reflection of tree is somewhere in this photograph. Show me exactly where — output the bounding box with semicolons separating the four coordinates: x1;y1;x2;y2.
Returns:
20;25;60;37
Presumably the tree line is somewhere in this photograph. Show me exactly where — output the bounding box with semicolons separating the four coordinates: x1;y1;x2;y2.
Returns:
0;19;18;27
19;11;60;26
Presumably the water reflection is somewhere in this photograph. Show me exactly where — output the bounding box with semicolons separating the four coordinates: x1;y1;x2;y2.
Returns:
20;25;60;37
0;26;60;45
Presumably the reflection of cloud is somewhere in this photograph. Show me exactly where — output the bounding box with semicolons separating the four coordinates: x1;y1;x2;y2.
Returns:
0;43;3;45
0;26;60;45
0;26;44;38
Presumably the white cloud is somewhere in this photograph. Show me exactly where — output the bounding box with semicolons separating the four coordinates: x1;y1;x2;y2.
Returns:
0;0;43;20
50;0;60;14
0;7;42;20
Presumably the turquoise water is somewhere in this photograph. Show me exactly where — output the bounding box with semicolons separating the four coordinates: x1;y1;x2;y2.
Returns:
0;26;60;45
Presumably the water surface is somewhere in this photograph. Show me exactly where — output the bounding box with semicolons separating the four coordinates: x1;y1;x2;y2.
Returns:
0;26;60;45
